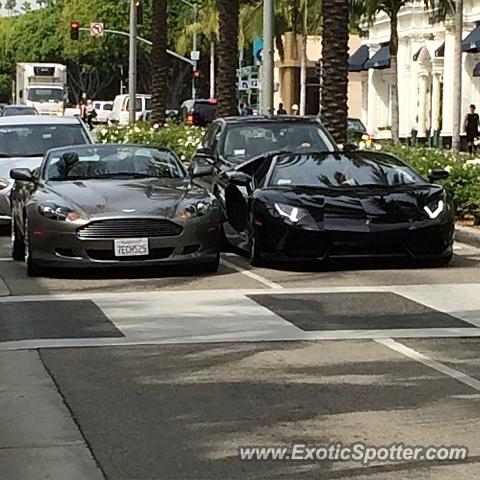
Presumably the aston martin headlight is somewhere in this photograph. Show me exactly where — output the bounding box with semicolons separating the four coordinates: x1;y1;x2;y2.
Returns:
38;204;81;222
424;199;445;219
0;177;10;190
177;200;212;219
273;203;310;224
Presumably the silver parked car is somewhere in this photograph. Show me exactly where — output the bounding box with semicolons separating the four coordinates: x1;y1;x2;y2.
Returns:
0;115;92;225
10;144;221;276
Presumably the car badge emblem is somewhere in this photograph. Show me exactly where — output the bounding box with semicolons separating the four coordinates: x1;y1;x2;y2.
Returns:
122;209;136;213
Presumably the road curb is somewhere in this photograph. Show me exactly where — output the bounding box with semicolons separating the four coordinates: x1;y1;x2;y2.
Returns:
455;225;480;248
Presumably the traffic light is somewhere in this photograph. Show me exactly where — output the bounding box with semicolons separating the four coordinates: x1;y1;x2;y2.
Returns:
70;21;80;41
136;0;143;25
192;70;201;79
315;60;322;79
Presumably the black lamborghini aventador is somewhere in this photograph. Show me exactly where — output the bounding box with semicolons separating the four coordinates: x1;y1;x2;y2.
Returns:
220;150;455;266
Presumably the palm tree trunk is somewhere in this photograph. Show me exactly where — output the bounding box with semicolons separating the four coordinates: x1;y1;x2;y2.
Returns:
299;34;307;115
210;41;216;99
151;0;168;124
321;0;349;144
217;0;240;117
452;0;463;152
390;9;400;144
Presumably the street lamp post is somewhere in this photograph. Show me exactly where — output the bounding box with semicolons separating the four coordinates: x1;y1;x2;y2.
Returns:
128;0;137;124
262;0;274;114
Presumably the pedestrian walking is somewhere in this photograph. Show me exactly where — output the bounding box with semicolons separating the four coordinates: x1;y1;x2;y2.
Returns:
277;103;287;115
85;99;97;131
464;104;479;155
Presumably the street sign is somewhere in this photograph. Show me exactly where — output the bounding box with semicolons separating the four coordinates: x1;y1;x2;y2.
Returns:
190;50;200;61
90;22;104;37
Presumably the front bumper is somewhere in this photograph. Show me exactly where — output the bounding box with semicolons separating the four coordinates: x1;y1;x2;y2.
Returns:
29;218;221;268
256;217;454;261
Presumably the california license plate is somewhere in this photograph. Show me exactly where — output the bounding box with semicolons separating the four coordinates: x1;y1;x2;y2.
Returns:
114;238;149;257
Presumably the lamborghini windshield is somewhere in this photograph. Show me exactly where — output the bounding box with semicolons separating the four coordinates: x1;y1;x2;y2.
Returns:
269;153;426;188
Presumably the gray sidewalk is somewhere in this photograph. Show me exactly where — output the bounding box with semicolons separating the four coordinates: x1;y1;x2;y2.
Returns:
0;350;103;480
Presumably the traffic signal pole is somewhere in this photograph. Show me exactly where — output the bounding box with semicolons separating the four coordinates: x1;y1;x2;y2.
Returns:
129;0;137;124
261;0;274;114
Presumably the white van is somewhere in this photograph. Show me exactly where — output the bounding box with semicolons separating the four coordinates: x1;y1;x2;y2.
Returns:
109;94;152;125
93;100;113;124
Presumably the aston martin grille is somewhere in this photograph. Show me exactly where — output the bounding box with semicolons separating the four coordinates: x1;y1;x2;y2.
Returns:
77;219;183;240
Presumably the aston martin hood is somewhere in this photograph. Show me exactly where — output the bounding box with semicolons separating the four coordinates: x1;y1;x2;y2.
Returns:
42;177;203;218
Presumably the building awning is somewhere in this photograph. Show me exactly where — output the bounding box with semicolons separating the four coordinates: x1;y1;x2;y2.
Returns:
348;45;369;71
463;25;480;52
435;42;445;57
365;44;391;69
413;47;423;61
474;61;480;77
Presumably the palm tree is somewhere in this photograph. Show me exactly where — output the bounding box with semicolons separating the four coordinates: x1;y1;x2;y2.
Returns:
217;0;240;117
321;0;349;144
350;0;454;145
151;0;168;123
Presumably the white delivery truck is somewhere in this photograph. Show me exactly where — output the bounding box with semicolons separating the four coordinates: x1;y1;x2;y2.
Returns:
15;63;67;116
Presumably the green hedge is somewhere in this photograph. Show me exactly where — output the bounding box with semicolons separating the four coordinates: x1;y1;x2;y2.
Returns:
381;145;480;224
96;123;205;162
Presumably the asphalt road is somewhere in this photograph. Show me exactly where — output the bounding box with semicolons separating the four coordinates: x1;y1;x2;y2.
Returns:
1;232;480;480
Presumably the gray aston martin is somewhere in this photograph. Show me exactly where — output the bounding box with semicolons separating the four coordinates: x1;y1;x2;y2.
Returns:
9;144;221;276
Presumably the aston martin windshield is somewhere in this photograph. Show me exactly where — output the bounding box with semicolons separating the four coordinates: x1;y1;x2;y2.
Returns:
269;153;426;188
44;146;185;181
222;122;335;162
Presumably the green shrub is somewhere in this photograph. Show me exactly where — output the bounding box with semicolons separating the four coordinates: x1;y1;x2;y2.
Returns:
97;123;205;162
381;145;480;224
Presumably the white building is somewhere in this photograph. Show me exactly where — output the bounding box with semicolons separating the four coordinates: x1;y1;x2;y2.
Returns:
351;0;480;145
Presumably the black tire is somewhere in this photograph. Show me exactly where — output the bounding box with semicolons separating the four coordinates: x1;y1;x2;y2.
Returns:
24;219;45;277
249;227;264;267
200;254;220;273
11;218;25;261
429;253;453;267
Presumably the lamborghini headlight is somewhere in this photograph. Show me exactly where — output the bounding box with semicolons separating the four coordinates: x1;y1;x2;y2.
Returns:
38;203;81;222
424;199;445;219
273;203;311;224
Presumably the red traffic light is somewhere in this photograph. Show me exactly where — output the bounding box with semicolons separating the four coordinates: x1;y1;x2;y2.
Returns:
70;21;80;40
192;70;201;79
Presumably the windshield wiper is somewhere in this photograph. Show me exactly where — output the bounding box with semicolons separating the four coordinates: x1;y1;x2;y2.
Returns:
93;172;155;179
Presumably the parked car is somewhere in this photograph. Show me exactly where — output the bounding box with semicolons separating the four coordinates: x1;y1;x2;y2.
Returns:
1;105;39;117
347;117;374;147
190;115;337;186
92;100;113;124
219;150;454;266
139;110;179;123
109;94;152;125
9;144;221;276
180;99;217;127
0;115;92;225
